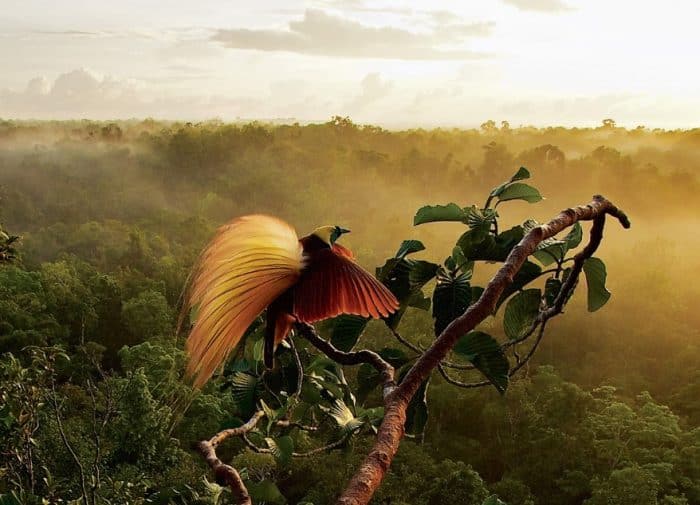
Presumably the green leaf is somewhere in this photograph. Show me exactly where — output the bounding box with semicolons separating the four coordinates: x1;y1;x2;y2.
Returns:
247;480;286;504
565;222;583;250
464;206;498;234
0;494;22;505
409;260;439;288
544;277;562;306
404;378;430;438
414;203;466;225
497;183;543;204
496;261;542;310
454;331;510;393
408;292;431;311
395;239;425;258
489;181;509;198
451;246;469;273
266;436;294;466
330;315;368;352
503;289;541;340
259;399;279;430
533;244;565;266
230;372;260;418
460;225;525;263
583;257;611;312
432;269;472;336
378;257;438;329
510;166;531;182
252;338;264;362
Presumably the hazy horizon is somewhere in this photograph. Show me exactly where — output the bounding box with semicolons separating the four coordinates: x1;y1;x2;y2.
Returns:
2;0;699;129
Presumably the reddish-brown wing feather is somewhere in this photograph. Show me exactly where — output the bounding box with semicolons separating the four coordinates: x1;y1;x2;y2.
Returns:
293;245;399;323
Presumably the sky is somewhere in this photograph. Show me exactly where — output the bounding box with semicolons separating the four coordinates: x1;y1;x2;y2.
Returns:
1;0;698;128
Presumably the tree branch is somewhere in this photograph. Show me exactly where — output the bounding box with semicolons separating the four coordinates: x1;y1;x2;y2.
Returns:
197;410;265;505
295;322;396;397
337;195;630;505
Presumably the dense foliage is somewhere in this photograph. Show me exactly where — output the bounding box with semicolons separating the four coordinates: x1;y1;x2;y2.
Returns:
0;118;699;504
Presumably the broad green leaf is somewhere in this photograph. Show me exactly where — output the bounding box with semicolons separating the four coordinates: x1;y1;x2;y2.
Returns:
465;206;498;234
330;315;368;352
496;261;542;310
453;331;510;393
266;435;294;466
247;480;285;504
378;257;437;328
583;257;611;312
503;289;541;340
451;246;473;276
489;181;509;198
230;372;260;418
432;269;472;335
408;292;431;311
414;203;466;225
460;225;524;263
533;244;565;266
565;222;583;250
395;239;425;259
409;260;439;288
509;166;531;182
497;183;543;204
404;378;430;438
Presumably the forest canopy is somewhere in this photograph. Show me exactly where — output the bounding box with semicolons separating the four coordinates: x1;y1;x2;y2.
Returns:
1;118;699;504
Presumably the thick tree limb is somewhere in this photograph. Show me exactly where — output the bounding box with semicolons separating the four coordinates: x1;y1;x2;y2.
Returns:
337;195;630;505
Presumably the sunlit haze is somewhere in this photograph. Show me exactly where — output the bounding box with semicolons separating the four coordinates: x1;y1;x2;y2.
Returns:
1;0;698;127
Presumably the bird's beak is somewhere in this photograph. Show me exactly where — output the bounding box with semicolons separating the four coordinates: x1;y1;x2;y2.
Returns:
338;227;351;235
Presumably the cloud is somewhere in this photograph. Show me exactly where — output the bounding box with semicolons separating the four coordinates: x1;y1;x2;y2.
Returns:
0;68;265;120
343;73;393;112
212;9;491;60
501;0;572;12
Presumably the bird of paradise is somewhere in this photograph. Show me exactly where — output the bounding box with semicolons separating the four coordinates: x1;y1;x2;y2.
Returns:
182;215;399;387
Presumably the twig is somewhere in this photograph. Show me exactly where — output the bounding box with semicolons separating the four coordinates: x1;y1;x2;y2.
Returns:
243;431;354;458
295;323;396;397
50;379;89;505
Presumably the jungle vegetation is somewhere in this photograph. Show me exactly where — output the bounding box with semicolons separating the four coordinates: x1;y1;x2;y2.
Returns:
0;117;699;504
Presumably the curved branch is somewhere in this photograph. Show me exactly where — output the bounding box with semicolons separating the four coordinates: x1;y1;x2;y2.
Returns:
295;322;396;397
390;328;477;371
198;411;265;505
243;431;354;458
438;321;549;389
337;195;630;505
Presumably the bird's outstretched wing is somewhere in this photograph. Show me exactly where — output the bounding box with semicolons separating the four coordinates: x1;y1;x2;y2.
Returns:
182;215;303;387
293;245;399;323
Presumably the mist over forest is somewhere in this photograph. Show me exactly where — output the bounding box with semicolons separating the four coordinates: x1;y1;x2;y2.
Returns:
1;117;699;504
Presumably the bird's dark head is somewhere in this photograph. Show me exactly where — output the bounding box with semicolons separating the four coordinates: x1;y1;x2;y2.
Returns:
312;225;350;246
